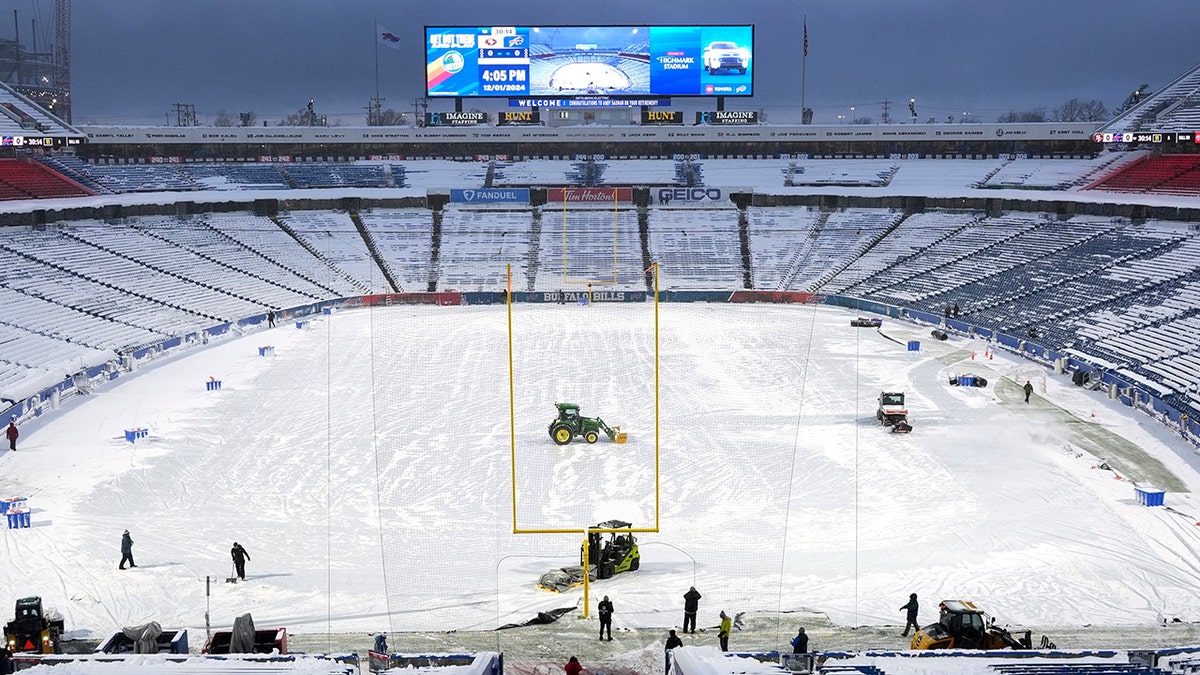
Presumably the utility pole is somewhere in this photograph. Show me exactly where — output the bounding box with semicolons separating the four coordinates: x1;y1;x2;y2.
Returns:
171;103;197;126
879;99;892;125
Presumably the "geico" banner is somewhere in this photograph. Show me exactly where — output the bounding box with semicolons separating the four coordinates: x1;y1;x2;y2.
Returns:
655;186;731;205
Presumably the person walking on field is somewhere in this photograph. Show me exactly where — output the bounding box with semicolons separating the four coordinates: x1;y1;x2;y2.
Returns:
231;542;250;580
597;595;614;640
1024;380;1034;403
900;593;920;637
119;529;136;569
718;611;732;651
6;420;17;451
564;655;583;675
683;586;702;633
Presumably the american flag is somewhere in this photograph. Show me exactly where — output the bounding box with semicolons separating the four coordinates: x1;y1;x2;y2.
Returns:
803;19;808;58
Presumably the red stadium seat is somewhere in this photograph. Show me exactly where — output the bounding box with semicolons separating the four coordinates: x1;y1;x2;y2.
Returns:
0;158;95;201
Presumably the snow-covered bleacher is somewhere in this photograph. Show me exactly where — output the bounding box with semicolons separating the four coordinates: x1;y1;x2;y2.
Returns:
850;215;1042;303
395;159;486;189
126;216;335;303
437;208;531;291
82;164;200;192
283;163;388;189
789;160;898;188
492;160;580;187
533;207;643;291
65;216;316;309
357;209;436;291
648;209;742;289
698;159;789;188
1100;62;1200;135
746;207;822;291
897;216;1119;311
206;213;367;297
791;209;902;290
279;211;390;294
181;163;290;190
818;211;977;294
982;154;1144;190
598;160;679;185
966;224;1185;342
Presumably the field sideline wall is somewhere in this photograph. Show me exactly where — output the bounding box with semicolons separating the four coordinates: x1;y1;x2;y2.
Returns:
3;195;1200;228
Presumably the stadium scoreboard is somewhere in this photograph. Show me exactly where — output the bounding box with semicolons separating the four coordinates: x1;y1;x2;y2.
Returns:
1093;131;1197;143
426;25;754;98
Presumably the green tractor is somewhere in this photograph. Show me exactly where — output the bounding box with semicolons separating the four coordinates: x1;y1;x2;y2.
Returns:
583;520;640;579
548;403;627;445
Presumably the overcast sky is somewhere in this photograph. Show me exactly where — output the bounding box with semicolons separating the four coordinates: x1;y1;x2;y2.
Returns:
5;0;1198;126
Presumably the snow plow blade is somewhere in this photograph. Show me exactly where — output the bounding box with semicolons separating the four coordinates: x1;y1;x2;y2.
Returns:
613;427;627;444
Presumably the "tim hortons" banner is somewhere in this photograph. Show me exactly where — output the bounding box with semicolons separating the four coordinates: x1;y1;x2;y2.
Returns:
546;187;633;203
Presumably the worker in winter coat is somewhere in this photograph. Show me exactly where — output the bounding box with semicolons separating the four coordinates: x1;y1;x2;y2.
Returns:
664;629;683;672
119;530;136;569
5;421;17;451
791;627;808;653
598;595;614;640
1024;380;1034;403
683;586;702;633
564;656;583;675
373;633;387;654
718;611;732;651
231;542;250;580
900;593;920;636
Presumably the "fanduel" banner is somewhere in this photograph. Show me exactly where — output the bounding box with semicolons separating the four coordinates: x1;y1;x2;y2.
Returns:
449;188;530;204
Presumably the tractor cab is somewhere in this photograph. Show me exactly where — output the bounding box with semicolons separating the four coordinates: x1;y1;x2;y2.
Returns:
581;520;640;579
556;403;581;425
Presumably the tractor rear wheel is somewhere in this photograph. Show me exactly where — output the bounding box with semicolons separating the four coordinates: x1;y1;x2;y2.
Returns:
551;425;573;445
585;430;599;444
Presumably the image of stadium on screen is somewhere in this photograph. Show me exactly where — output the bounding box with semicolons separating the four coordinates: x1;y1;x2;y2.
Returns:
425;25;754;98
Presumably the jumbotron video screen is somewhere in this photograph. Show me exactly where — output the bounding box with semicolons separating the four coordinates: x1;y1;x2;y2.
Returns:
425;25;754;98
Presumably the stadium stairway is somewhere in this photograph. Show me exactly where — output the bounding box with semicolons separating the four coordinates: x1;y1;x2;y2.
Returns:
347;210;401;293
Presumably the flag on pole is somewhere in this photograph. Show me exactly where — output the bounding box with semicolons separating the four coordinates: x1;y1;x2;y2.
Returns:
379;24;401;49
803;19;808;57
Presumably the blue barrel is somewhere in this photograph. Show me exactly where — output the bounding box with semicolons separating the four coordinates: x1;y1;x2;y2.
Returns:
296;320;309;330
959;375;975;387
322;307;333;315
907;340;920;351
205;380;222;391
125;428;148;444
258;346;275;357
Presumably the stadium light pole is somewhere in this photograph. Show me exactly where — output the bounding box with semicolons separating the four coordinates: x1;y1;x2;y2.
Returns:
850;106;855;124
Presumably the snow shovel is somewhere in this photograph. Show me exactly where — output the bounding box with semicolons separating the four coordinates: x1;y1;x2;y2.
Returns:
226;563;238;584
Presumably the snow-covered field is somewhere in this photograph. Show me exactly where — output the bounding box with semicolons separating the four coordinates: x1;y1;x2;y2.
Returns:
4;303;1200;663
